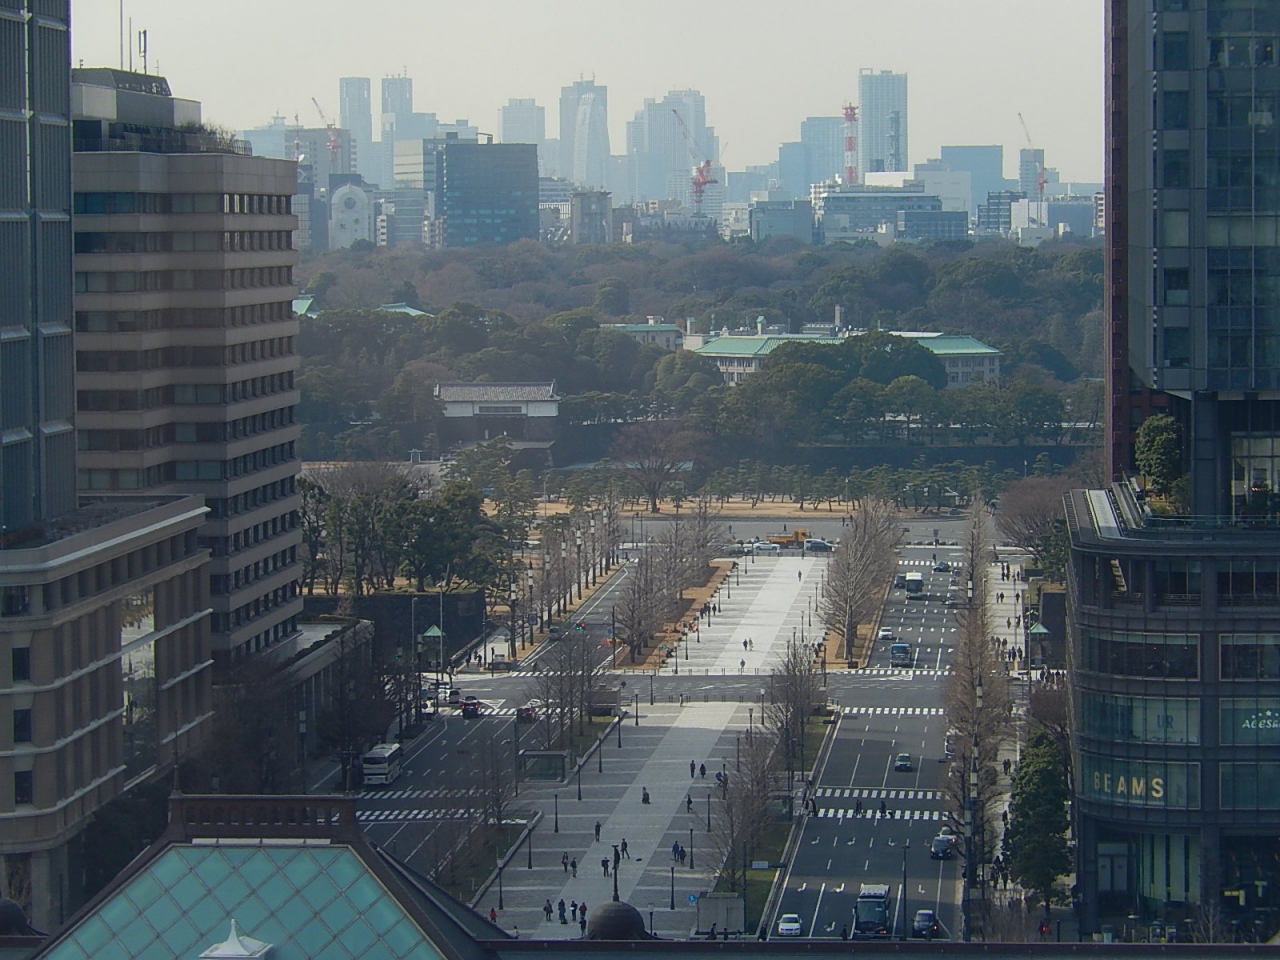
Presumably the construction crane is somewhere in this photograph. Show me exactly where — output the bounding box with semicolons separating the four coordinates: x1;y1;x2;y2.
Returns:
1017;111;1047;205
842;103;859;185
670;108;717;214
311;97;342;163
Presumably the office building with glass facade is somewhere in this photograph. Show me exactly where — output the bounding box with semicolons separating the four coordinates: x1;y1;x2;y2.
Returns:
1068;0;1280;938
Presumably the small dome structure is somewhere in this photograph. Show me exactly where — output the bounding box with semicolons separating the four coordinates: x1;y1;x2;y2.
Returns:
584;900;653;940
0;897;36;936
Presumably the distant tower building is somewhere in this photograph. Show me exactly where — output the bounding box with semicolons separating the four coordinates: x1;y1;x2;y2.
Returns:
626;89;718;206
940;145;1005;216
329;181;374;248
501;98;545;145
570;190;612;244
339;77;374;180
378;74;419;187
800;116;846;185
857;69;909;174
1018;147;1046;200
559;80;610;190
381;74;413;117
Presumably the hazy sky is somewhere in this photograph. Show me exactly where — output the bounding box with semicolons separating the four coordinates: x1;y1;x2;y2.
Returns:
72;0;1103;181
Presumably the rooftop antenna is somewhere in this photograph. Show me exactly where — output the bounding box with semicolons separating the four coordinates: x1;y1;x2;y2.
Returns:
127;16;132;71
137;29;148;75
118;0;125;69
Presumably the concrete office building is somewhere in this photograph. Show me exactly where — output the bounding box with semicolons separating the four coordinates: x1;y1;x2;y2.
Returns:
809;182;940;243
858;69;908;175
71;69;303;667
1019;146;1047;200
1066;0;1280;939
559;80;610;190
940;145;1005;217
569;190;611;244
338;77;374;181
800;116;846;185
500;98;544;147
1;11;212;928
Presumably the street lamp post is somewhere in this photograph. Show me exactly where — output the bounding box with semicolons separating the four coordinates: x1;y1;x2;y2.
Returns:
706;792;711;830
554;793;559;833
635;692;640;725
497;862;505;910
689;826;695;869
901;838;910;940
575;534;583;600
577;766;582;801
650;672;655;706
669;866;675;910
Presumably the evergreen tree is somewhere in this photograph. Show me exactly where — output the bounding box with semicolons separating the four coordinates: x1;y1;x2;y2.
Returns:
1003;730;1072;916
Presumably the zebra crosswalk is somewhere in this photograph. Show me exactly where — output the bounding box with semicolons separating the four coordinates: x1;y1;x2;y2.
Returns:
358;787;482;800
356;808;472;823
813;787;941;801
840;705;945;716
855;668;953;677
817;807;943;821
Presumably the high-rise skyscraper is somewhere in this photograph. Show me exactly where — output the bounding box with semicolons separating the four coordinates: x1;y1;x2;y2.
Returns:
857;68;908;175
381;74;413;117
339;77;374;180
1066;0;1280;939
559;80;610;190
800;116;846;185
1;0;76;529
501;98;545;145
626;89;718;205
1018;147;1046;200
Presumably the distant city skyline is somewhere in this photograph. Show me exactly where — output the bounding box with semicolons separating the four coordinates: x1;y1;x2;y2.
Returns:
72;0;1103;181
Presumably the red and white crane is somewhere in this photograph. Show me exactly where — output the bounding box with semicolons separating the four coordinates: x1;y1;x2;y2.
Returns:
670;108;717;214
311;97;342;163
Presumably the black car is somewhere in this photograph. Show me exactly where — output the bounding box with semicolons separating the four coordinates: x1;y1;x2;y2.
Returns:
912;910;940;939
930;836;956;859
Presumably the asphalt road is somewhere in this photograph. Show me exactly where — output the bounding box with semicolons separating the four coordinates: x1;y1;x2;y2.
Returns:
768;536;966;942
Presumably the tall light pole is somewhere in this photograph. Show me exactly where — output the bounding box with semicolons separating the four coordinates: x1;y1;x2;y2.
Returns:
575;533;584;600
554;792;559;832
900;838;910;940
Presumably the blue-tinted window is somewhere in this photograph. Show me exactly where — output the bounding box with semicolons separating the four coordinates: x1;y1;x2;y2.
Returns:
1164;91;1191;129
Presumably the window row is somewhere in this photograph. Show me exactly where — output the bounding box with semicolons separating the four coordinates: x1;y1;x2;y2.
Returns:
205;476;297;523
75;301;293;333
231;614;300;660
210;545;298;597
76;371;295;412
77;407;296;452
209;580;298;634
74;230;294;255
172;441;295;482
76;337;293;372
1078;693;1280;745
74;266;293;293
73;192;292;216
1081;629;1199;679
199;509;297;560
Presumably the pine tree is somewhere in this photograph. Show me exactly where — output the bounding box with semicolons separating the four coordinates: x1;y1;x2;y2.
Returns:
1003;730;1071;916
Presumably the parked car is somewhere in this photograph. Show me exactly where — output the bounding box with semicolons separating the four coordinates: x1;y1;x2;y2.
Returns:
776;914;803;937
913;909;940;939
894;752;914;772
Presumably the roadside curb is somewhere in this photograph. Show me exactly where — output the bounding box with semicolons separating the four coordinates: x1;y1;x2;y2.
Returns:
756;710;844;937
469;809;545;909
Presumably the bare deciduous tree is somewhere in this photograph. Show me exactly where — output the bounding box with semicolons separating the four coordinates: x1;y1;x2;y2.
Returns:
822;499;901;660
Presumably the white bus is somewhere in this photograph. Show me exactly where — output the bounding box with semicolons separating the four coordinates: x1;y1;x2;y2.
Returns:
361;743;403;786
904;571;924;595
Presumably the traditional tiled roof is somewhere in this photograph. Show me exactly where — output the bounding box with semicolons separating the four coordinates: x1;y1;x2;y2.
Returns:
434;383;560;402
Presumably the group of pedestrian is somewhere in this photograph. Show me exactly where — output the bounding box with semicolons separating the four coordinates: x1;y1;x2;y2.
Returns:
690;760;708;779
990;855;1012;890
740;637;754;651
670;840;687;864
544;899;589;934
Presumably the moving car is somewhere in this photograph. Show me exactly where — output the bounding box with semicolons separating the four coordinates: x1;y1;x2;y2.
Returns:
889;642;913;667
933;560;951;572
913;909;940;939
877;627;895;642
447;688;463;705
461;695;482;718
517;700;542;723
894;752;914;772
802;538;833;553
893;573;907;589
776;913;803;937
930;836;955;859
753;542;781;553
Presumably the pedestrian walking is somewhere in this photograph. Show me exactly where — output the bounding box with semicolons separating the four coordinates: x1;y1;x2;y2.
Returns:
679;845;687;865
489;907;498;923
570;858;577;877
641;787;651;804
686;794;693;812
602;858;610;877
690;759;696;778
558;900;567;924
594;820;602;841
1007;617;1012;628
621;838;630;858
841;925;849;940
743;638;748;650
748;638;754;649
579;902;587;921
561;852;569;873
579;916;587;935
855;798;863;816
1003;758;1012;775
544;899;553;921
739;658;746;673
797;570;802;581
879;800;887;818
672;840;681;861
699;763;707;778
